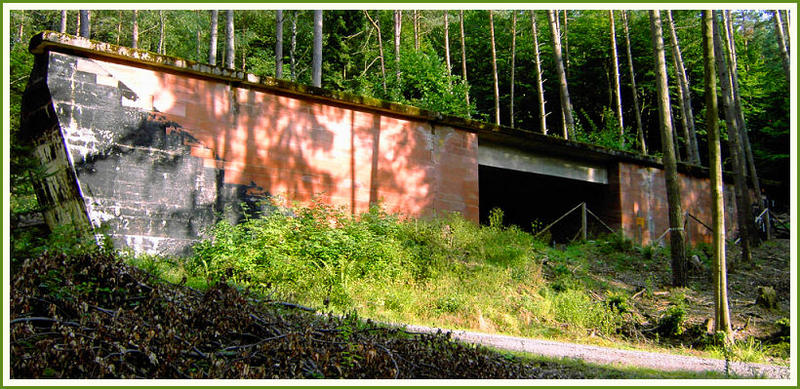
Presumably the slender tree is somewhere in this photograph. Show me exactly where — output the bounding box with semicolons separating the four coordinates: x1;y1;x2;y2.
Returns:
60;10;67;33
132;10;139;49
531;11;547;134
364;11;387;93
116;10;122;45
209;10;218;66
225;10;235;70
510;11;517;126
666;10;701;164
444;11;451;76
702;9;733;340
724;10;763;209
713;10;754;263
563;10;569;74
781;10;791;43
609;10;624;144
773;10;791;81
621;11;645;153
394;10;402;84
554;10;567;136
79;10;90;38
459;10;470;114
276;10;284;78
489;10;501;126
17;10;25;43
158;10;165;55
195;11;202;60
548;10;575;139
413;10;420;51
650;10;687;287
312;10;323;87
290;11;297;81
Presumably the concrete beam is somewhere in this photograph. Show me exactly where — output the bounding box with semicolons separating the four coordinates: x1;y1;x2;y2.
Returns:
478;142;608;184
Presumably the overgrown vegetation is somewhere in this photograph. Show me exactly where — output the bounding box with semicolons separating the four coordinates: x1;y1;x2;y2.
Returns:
12;227;744;379
175;202;791;365
10;200;790;378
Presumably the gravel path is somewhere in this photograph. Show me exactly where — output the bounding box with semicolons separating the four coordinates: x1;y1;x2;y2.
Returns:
401;324;792;379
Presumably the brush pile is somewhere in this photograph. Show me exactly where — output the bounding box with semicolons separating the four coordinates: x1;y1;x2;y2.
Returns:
11;251;579;379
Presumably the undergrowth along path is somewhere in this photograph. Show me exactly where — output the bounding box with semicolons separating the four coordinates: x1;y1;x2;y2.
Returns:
400;323;792;379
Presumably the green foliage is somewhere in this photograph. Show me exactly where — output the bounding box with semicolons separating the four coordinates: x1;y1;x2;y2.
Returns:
488;207;504;229
657;291;689;337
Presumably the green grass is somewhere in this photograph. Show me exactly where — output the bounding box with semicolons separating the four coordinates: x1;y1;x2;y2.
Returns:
176;201;630;343
16;200;784;369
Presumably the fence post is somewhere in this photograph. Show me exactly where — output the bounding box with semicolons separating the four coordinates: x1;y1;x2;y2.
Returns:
581;202;587;241
765;208;772;241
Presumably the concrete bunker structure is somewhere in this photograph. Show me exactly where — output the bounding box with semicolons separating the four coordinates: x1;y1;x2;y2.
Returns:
22;32;740;255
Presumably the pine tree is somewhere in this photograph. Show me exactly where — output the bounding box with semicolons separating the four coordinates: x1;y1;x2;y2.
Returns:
489;10;500;126
621;11;645;153
276;10;284;78
649;10;687;287
701;9;733;339
548;10;575;139
209;10;218;66
609;10;624;145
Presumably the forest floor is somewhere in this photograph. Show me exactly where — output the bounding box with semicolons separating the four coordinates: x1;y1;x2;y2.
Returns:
582;238;792;364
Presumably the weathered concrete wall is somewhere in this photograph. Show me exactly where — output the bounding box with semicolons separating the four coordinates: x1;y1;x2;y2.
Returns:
24;35;477;255
615;162;738;246
23;32;744;255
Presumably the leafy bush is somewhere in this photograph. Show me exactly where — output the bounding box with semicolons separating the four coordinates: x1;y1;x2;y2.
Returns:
189;201;540;313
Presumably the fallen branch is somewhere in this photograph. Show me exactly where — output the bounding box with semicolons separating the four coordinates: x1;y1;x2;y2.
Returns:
269;301;316;312
376;343;400;379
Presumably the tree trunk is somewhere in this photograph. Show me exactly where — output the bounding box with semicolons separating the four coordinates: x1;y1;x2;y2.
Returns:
394;10;402;84
701;9;733;340
76;12;80;36
312;10;323;87
548;10;575;140
666;11;701;165
132;10;139;49
610;11;625;145
60;10;67;33
622;11;646;154
291;11;297;81
79;10;90;38
713;10;753;264
563;10;569;74
225;10;235;70
276;10;284;78
510;11;517;126
781;10;791;43
773;10;791;81
413;10;419;51
459;10;470;114
724;10;763;212
364;11;387;93
195;11;202;60
489;10;501;126
116;10;122;45
17;10;25;44
209;10;218;66
650;10;687;287
444;11;451;76
531;11;547;134
158;10;165;55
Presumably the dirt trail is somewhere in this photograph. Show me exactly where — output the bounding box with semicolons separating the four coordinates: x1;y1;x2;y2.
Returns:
402;323;792;379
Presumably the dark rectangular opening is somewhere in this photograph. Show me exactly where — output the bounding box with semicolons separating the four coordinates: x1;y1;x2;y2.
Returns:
478;165;614;243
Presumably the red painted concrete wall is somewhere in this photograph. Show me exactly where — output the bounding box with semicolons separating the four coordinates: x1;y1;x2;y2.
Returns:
87;57;479;222
616;162;738;246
